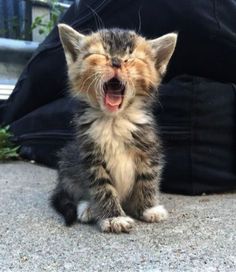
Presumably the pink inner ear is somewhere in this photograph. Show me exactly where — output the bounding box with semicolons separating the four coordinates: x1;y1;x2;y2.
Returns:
148;33;177;71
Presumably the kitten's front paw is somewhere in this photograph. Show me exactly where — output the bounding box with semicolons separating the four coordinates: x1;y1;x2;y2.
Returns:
77;201;93;223
142;205;168;223
98;216;135;233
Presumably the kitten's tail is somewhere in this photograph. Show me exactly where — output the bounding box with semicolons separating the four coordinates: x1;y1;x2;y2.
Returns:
50;187;77;226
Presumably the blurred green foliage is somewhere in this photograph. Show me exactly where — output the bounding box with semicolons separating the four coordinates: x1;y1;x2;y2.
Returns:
0;126;19;161
31;0;65;36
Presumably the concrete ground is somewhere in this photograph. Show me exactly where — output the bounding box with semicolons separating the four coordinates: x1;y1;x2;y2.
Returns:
0;162;235;272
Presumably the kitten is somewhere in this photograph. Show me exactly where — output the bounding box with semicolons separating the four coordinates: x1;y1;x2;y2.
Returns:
51;24;177;233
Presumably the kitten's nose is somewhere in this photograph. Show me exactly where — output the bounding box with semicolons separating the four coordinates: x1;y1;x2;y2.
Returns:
111;57;121;68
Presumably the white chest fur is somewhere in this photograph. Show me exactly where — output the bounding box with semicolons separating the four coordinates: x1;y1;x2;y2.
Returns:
84;100;152;200
88;116;136;200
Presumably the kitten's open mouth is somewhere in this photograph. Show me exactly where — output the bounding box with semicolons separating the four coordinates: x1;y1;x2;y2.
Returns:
103;77;125;112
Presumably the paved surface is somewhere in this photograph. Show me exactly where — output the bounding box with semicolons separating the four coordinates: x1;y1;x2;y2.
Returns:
0;162;235;272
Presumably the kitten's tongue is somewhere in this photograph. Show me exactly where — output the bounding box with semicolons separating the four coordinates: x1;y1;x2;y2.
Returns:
105;92;122;111
105;93;122;106
103;78;124;112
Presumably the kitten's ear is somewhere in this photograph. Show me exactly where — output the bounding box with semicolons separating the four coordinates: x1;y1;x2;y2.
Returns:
58;24;85;65
148;33;177;75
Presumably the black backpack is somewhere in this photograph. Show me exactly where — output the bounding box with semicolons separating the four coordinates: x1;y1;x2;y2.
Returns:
1;0;236;195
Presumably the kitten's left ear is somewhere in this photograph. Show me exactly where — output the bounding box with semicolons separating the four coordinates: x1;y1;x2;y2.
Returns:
58;23;85;65
148;33;177;75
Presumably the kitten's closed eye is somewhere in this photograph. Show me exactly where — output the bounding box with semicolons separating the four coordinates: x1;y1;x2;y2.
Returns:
83;53;108;59
135;57;149;64
124;57;147;65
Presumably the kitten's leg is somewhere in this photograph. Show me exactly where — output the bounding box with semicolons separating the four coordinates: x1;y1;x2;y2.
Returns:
51;142;85;226
126;164;168;223
77;200;94;223
142;204;168;223
90;166;135;233
51;184;78;226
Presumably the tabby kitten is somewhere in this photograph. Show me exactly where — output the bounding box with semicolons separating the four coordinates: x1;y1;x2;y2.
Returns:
51;24;177;233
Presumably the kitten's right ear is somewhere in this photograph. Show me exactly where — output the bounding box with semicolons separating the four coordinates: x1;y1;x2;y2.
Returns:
58;24;85;65
148;33;177;76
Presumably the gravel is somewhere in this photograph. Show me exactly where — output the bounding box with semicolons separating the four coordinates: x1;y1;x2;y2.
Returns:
0;162;235;272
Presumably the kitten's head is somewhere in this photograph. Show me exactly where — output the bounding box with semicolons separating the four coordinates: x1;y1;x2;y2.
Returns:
59;24;177;114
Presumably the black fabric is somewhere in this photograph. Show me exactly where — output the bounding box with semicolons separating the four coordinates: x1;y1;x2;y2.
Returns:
156;76;236;195
10;97;76;167
1;0;236;194
1;0;236;124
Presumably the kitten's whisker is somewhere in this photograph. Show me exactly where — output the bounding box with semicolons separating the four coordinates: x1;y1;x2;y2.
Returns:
80;73;98;91
86;79;100;105
86;5;105;30
129;73;158;90
95;79;106;100
95;78;103;99
130;73;157;84
94;76;103;95
80;72;102;91
85;74;104;105
128;79;137;99
82;71;102;86
85;74;102;94
137;7;142;34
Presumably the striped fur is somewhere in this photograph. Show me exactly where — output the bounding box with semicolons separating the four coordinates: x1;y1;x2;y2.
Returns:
51;24;177;233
